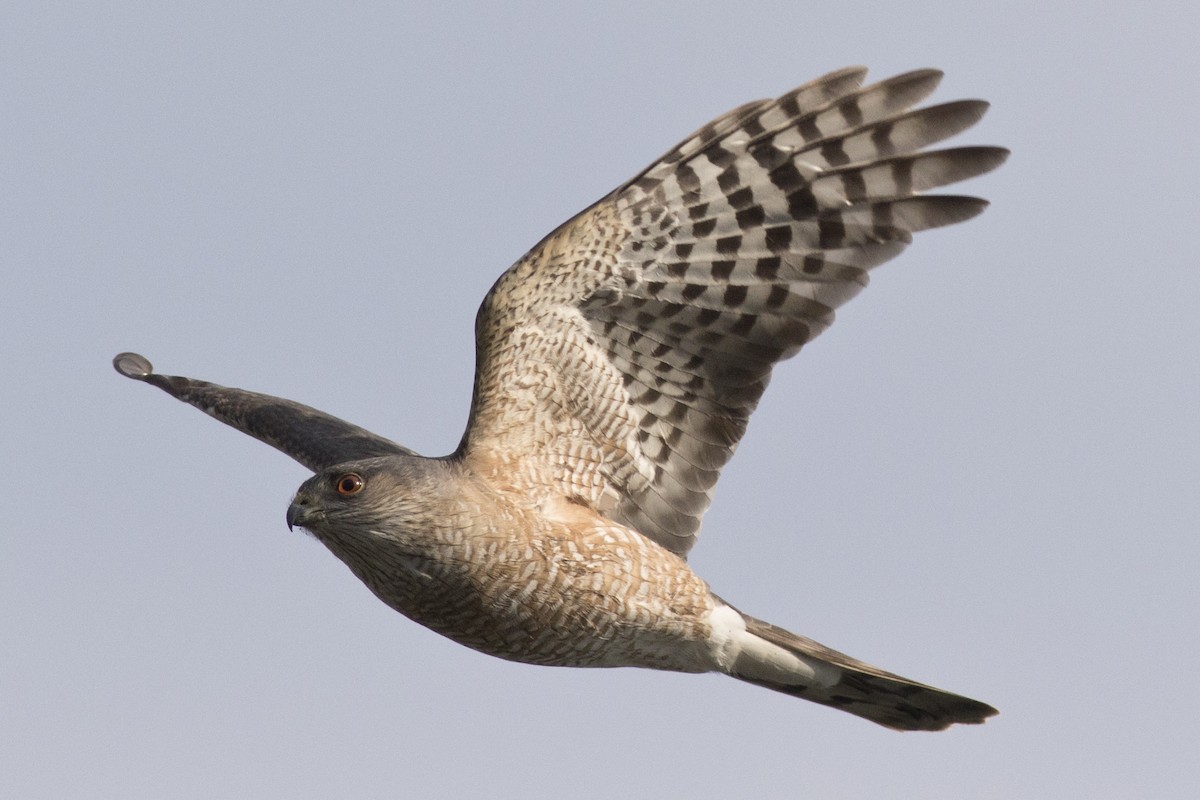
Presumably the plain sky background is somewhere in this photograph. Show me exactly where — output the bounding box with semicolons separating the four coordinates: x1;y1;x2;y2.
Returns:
3;3;1198;798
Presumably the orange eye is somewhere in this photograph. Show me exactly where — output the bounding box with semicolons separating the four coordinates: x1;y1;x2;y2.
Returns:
335;473;365;496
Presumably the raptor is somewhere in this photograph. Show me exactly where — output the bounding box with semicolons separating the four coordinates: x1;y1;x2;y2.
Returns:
116;67;1005;730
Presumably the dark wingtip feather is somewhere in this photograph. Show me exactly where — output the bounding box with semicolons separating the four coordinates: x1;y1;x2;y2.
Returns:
113;352;154;380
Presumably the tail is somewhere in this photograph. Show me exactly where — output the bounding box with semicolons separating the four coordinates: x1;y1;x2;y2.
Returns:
723;611;997;731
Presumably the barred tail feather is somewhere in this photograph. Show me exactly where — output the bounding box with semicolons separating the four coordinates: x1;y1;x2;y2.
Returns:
731;613;997;731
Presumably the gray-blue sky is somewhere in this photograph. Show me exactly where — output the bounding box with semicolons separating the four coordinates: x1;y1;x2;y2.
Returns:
3;2;1198;797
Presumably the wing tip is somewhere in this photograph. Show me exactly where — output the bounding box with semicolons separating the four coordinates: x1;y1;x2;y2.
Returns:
113;351;154;380
886;66;945;87
966;144;1011;171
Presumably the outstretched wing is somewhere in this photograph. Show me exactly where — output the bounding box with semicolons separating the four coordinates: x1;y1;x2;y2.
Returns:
113;352;413;472
457;68;1006;557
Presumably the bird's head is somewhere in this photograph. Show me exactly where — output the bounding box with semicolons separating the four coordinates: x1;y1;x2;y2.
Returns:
286;455;436;537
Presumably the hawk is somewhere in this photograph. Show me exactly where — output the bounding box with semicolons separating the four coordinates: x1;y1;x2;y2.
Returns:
115;67;1005;730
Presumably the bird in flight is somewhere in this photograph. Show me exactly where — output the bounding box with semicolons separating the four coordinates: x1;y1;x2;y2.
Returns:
116;67;1005;731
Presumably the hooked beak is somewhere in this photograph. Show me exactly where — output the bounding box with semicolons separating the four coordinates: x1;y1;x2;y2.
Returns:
286;495;314;531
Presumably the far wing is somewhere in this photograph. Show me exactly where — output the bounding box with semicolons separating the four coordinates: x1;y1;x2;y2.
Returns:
114;352;414;472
